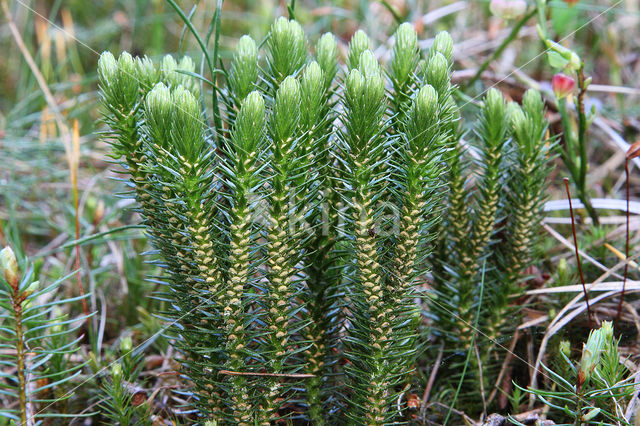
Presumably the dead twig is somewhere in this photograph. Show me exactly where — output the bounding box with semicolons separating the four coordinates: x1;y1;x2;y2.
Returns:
421;342;445;419
487;329;521;407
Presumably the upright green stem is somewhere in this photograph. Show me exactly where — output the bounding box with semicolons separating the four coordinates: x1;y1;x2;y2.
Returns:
576;66;599;226
574;388;584;426
466;9;537;88
379;0;403;24
13;291;27;425
556;73;599;226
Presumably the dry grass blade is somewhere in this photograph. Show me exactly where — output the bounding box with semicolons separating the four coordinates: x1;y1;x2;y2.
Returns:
526;281;640;294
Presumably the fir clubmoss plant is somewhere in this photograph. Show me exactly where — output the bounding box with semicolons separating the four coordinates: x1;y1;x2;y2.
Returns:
335;26;452;423
430;88;553;414
218;90;266;423
98;15;552;423
337;57;392;423
299;41;342;424
486;90;553;346
0;246;90;424
141;83;224;418
258;75;308;421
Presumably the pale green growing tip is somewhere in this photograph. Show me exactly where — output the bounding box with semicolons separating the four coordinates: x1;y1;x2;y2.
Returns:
237;35;258;60
273;76;302;139
269;17;305;57
289;19;305;43
425;52;449;95
121;336;133;352
136;56;155;73
368;71;384;94
50;306;64;334
277;76;302;103
350;30;370;51
243;91;265;117
600;320;613;342
231;35;259;102
117;51;136;75
172;85;199;114
145;83;173;118
351;66;385;104
346;69;365;96
268;17;307;80
427;51;448;73
582;407;601;422
303;61;324;92
484;88;506;115
301;62;325;125
358;50;380;79
391;23;419;85
0;246;18;287
579;322;610;380
111;363;123;382
557;258;568;274
178;56;195;73
161;55;178;78
316;32;337;67
24;280;39;295
234;90;266;150
415;84;438;118
316;32;338;87
348;30;370;69
395;23;418;52
522;89;544;116
272;16;304;42
97;52;117;85
559;340;571;357
135;56;158;88
432;31;453;62
508;102;525;129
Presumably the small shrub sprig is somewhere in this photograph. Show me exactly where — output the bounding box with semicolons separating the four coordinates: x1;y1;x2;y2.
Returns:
517;321;634;425
0;246;90;424
99;336;151;425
